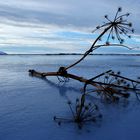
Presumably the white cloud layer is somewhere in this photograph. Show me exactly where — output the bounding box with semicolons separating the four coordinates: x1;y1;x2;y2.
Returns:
0;0;140;53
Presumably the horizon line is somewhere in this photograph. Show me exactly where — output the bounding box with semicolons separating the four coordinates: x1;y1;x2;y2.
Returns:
1;53;140;56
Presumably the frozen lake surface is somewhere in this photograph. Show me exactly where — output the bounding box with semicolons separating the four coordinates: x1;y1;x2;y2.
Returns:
0;55;140;140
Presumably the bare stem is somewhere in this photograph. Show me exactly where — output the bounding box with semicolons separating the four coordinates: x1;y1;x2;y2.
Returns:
65;25;112;70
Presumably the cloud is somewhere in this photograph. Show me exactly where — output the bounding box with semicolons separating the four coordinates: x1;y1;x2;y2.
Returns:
0;0;139;29
0;0;140;53
0;20;94;54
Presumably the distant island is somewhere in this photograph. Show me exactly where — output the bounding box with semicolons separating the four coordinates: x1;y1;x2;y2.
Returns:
0;51;7;55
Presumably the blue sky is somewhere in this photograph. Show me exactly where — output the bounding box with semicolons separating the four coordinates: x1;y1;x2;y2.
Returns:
0;0;140;54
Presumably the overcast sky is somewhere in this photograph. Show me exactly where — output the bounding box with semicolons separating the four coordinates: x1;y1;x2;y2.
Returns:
0;0;140;54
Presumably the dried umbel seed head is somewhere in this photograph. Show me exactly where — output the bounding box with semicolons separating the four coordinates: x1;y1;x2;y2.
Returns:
132;29;134;33
118;7;122;12
96;26;100;29
105;75;109;79
104;15;108;19
106;41;110;45
120;39;124;44
112;36;115;40
54;98;102;129
92;7;134;44
126;13;130;16
128;23;132;27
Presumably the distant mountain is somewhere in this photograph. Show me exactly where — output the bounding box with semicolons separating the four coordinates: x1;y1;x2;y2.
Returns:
0;51;7;55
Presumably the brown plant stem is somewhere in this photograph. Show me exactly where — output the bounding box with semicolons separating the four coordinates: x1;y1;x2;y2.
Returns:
29;69;132;97
65;25;112;70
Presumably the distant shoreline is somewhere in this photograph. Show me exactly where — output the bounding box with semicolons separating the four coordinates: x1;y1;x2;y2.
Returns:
1;53;140;56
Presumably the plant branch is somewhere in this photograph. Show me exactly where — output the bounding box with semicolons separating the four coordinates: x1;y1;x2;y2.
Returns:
65;25;112;70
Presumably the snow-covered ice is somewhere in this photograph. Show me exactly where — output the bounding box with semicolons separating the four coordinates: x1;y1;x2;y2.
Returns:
0;55;140;140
